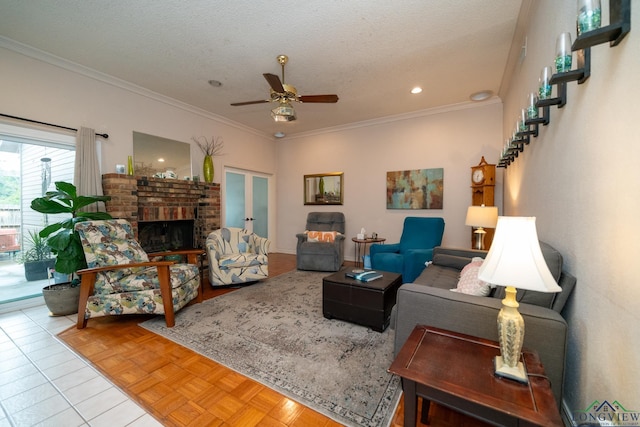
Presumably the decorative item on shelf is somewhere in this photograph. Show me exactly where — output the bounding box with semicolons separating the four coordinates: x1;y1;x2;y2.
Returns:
573;0;630;49
538;66;553;100
526;92;550;127
203;155;214;183
193;136;225;184
127;155;134;176
478;217;562;383
536;68;567;109
115;164;125;174
526;93;538;119
465;205;498;250
555;32;573;73
517;109;538;139
578;0;602;36
500;0;630;171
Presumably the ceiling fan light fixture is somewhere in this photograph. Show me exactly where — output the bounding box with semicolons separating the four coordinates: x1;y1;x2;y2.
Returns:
271;101;296;122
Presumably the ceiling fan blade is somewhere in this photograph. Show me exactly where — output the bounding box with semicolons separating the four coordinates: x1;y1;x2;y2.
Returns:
263;73;285;93
298;94;339;103
230;100;270;106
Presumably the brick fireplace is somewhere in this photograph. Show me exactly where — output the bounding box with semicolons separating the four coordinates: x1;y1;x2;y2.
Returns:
102;174;220;250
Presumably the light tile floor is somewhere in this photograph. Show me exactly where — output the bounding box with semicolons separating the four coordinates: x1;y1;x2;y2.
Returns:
0;304;161;427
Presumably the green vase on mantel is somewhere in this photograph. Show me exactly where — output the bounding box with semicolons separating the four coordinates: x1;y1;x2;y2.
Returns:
203;155;214;183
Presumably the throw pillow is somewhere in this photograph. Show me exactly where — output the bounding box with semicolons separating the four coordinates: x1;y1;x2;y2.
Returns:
451;257;491;296
306;230;338;243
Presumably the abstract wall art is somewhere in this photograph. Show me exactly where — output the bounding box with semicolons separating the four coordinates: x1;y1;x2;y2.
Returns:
386;168;443;209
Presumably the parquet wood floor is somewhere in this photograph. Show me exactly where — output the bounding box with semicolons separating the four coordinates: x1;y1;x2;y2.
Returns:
58;253;488;426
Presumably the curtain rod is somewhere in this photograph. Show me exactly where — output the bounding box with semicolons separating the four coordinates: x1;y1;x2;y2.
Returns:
0;113;109;139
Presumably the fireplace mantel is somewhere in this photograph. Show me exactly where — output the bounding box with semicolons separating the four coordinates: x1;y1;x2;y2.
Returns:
102;174;220;249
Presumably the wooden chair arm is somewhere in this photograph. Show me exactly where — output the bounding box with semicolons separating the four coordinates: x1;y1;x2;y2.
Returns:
148;249;204;265
76;261;175;275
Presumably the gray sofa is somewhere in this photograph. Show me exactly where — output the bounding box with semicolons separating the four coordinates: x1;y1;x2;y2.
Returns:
392;243;576;406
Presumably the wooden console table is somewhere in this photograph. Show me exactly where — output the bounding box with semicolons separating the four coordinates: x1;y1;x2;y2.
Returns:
388;325;562;426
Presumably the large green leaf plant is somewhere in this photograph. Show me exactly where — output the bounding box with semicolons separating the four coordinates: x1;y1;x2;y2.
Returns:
30;181;112;274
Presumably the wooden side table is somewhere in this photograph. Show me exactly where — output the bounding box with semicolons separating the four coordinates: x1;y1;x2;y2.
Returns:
388;325;562;427
352;237;385;268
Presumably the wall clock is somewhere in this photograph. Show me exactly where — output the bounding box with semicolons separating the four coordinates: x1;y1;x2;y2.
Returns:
470;156;496;248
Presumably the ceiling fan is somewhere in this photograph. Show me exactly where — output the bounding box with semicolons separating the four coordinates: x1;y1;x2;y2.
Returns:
231;55;339;122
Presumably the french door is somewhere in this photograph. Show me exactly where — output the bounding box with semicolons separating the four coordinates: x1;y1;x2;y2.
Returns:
224;168;270;238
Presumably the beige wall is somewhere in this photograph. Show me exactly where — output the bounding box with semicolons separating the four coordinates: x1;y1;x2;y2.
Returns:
275;102;504;257
1;44;278;242
500;0;639;416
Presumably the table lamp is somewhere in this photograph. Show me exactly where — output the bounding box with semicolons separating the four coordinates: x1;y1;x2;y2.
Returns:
465;205;498;250
478;216;561;383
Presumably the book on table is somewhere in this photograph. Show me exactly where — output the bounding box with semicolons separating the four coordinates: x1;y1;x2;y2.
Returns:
345;269;383;282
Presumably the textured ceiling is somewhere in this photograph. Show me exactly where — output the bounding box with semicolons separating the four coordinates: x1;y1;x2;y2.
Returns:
0;1;523;137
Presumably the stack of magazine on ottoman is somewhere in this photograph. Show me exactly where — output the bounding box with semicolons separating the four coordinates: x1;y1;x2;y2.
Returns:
345;269;383;282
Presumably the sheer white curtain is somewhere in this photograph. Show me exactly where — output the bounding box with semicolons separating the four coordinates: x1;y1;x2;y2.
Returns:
74;127;104;212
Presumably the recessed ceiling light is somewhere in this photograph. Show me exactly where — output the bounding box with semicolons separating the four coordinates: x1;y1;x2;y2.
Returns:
158;158;165;162
208;80;222;87
411;87;423;94
274;132;286;138
470;90;493;101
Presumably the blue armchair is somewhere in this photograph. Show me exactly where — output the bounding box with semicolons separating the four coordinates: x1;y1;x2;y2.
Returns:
370;217;445;282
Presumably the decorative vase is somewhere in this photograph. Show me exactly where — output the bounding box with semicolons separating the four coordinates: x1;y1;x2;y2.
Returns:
319;177;325;195
42;282;80;316
127;155;134;176
203;154;214;183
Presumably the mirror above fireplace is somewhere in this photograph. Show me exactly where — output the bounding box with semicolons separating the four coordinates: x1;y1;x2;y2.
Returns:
132;131;192;179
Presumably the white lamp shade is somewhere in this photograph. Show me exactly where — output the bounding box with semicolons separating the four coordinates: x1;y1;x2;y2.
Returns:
465;205;498;228
478;216;561;293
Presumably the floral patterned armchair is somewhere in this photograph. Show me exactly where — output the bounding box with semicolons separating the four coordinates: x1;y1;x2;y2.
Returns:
206;227;270;286
74;219;202;329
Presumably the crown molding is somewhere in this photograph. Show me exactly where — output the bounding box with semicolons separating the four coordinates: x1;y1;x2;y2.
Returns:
0;36;269;139
285;97;502;140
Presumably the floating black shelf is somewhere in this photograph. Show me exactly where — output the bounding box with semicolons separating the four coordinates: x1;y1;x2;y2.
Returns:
572;0;630;49
536;83;567;109
550;48;591;85
525;106;550;127
499;0;630;169
517;125;539;140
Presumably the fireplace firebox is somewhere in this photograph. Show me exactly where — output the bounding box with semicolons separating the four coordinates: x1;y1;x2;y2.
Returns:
138;220;194;253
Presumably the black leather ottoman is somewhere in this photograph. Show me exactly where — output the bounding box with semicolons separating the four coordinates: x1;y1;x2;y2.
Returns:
322;268;402;332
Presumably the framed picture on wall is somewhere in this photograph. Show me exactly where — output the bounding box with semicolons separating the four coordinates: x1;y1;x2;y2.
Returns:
304;172;343;205
386;168;443;209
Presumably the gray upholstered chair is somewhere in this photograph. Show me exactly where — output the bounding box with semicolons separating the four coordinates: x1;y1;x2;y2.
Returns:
296;212;345;271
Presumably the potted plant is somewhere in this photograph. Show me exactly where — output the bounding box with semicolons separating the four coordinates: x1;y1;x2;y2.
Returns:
18;230;55;281
30;181;112;315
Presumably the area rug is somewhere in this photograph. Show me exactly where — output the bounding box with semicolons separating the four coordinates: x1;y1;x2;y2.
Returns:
140;270;401;427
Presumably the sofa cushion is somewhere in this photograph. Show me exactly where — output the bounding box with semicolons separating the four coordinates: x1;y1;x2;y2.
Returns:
414;264;460;290
492;241;564;309
433;253;480;270
451;258;491;296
